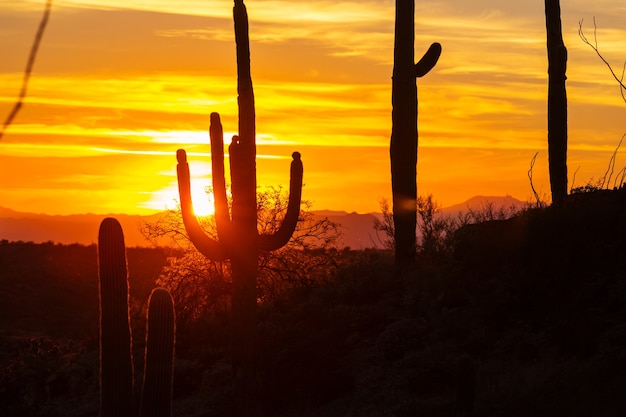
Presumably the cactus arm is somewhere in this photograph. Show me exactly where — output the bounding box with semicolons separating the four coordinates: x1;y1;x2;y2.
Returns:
176;149;228;260
415;42;442;78
139;288;176;417
259;152;303;251
210;112;232;239
98;217;134;417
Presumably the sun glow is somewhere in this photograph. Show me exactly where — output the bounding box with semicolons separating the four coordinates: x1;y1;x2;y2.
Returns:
190;183;216;217
143;181;216;217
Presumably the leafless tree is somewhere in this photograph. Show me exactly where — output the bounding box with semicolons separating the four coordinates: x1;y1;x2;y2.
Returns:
528;151;545;207
374;194;458;258
141;186;342;318
372;199;395;251
577;19;626;191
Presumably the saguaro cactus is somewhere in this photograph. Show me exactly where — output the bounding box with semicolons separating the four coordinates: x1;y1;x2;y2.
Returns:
545;0;568;204
98;217;134;417
140;288;176;417
98;218;176;417
390;0;441;272
175;0;303;378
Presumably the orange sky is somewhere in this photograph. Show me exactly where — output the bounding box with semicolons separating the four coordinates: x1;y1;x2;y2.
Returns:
1;0;625;215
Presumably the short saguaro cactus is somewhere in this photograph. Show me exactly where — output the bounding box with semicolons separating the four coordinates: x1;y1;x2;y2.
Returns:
98;218;176;417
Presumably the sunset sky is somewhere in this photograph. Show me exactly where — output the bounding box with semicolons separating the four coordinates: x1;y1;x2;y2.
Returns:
1;0;625;216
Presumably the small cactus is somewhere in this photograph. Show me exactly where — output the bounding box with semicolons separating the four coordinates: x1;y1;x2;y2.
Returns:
98;218;176;417
140;288;176;417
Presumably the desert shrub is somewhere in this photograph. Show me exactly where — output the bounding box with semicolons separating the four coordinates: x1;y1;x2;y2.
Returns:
0;337;97;417
141;186;342;358
374;194;522;263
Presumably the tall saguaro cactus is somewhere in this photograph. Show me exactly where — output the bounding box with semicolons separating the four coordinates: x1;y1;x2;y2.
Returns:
390;0;441;271
98;218;176;417
176;0;303;378
545;0;568;204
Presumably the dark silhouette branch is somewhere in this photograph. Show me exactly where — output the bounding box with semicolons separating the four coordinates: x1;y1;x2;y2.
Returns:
579;17;626;103
0;0;52;141
600;133;625;189
570;165;580;192
528;152;542;206
614;165;626;189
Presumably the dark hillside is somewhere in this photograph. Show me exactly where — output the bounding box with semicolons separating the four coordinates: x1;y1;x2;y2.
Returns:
453;188;626;330
443;188;626;415
0;242;169;416
0;242;168;340
1;189;626;416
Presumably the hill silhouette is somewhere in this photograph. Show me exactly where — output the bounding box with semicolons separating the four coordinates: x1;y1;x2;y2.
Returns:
0;195;525;249
0;207;161;247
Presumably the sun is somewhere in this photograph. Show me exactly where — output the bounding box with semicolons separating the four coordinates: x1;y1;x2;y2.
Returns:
143;183;215;217
190;183;215;217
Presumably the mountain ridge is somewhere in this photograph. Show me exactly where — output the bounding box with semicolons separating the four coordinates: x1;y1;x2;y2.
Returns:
0;195;525;249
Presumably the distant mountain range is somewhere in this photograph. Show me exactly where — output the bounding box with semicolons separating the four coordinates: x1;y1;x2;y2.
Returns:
0;195;525;249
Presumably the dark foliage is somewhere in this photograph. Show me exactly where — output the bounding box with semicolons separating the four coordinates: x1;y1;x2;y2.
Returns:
2;189;626;416
0;241;169;416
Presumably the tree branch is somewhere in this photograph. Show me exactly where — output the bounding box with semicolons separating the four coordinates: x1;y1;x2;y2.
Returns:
579;17;626;103
528;152;542;206
1;0;53;140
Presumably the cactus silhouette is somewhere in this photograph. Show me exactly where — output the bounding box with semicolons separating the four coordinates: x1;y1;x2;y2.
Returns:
545;0;568;204
390;0;441;271
175;0;303;380
140;288;176;417
98;218;176;417
98;218;134;417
